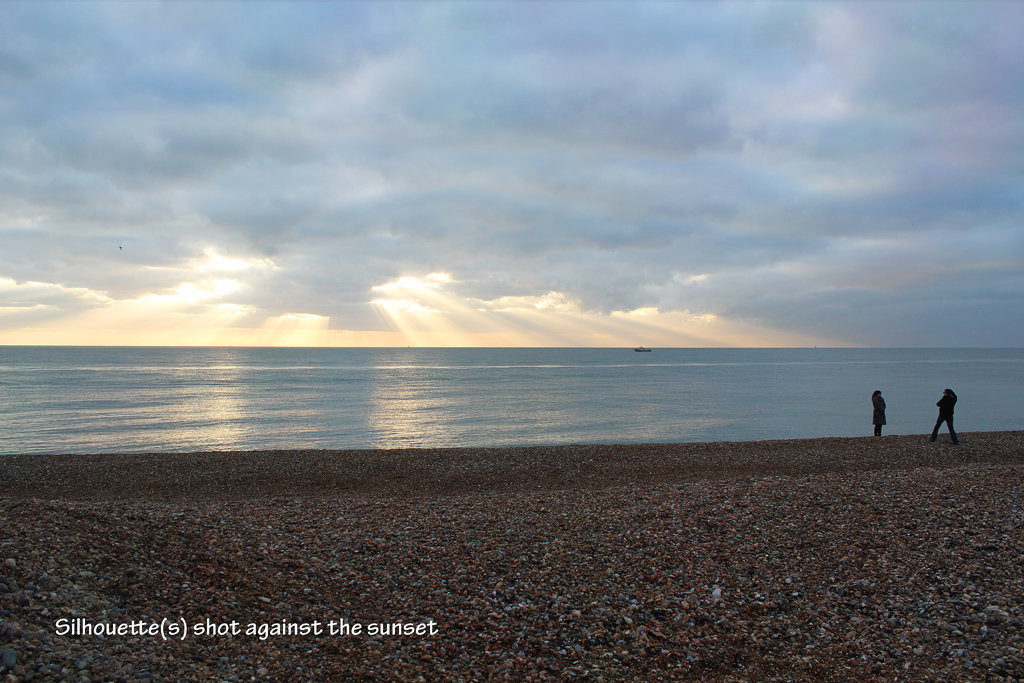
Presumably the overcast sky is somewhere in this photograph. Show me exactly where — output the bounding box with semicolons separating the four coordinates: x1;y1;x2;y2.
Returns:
1;1;1022;347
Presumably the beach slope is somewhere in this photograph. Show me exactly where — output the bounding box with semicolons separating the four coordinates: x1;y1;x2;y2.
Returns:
2;432;1023;680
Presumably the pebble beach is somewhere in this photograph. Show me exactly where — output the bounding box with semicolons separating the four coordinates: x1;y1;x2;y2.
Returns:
2;431;1023;681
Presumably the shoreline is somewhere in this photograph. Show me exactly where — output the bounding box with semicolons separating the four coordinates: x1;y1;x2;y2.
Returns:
2;432;1023;680
2;430;1022;502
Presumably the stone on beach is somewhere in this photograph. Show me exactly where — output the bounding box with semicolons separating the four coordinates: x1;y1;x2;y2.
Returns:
1;431;1023;680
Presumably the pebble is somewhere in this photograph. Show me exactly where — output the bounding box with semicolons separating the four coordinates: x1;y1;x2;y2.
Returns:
1;431;1022;679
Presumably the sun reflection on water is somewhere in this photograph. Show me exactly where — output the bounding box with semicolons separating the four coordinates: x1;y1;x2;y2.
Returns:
366;371;452;449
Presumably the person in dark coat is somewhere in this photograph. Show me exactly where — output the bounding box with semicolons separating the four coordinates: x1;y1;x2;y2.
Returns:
930;388;959;445
872;390;886;436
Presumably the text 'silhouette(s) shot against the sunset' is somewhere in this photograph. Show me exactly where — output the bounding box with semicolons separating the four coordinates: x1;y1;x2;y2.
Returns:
2;2;1022;348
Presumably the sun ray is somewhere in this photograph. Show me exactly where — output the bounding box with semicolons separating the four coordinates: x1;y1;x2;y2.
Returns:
0;267;844;347
361;272;846;347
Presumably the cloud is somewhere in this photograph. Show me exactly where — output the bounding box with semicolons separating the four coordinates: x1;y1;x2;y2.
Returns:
0;277;112;322
1;1;1022;346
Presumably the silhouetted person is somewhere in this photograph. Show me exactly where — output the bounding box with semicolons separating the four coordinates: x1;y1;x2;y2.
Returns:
930;388;959;445
872;390;886;436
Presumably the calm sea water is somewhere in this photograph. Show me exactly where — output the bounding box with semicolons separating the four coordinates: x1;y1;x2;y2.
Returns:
0;347;1021;455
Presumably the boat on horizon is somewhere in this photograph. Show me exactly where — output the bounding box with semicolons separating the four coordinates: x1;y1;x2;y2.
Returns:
634;347;652;352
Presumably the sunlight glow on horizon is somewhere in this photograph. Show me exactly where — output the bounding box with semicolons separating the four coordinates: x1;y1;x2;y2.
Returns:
0;268;847;348
364;273;843;348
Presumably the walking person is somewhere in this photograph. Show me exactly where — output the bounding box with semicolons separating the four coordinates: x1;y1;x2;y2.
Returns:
930;388;959;445
872;390;886;436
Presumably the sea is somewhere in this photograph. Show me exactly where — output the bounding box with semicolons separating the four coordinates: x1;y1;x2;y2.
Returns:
0;347;1021;455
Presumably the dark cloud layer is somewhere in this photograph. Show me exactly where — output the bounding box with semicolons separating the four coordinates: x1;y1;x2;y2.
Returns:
1;1;1022;345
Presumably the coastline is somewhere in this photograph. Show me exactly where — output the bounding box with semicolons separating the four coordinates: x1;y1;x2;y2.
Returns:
2;432;1023;680
4;431;1023;502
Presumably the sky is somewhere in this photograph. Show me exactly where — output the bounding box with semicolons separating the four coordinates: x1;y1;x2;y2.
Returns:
1;1;1022;348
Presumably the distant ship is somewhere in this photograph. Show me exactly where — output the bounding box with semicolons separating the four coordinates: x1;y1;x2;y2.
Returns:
634;347;652;352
